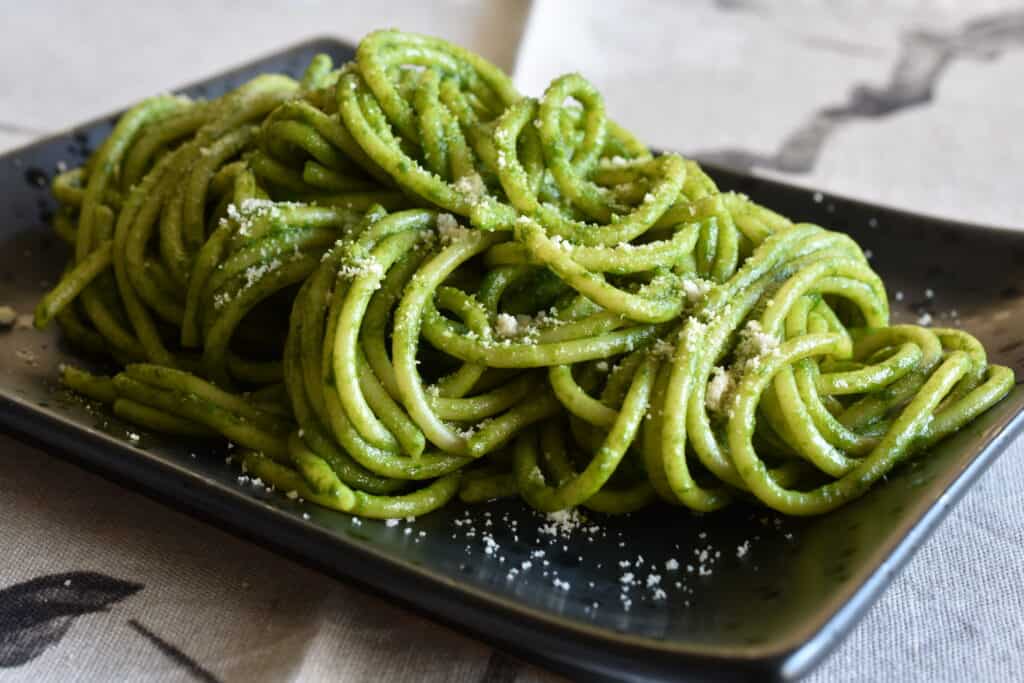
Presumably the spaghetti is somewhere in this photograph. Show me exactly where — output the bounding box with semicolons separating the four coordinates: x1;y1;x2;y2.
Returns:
38;30;1014;519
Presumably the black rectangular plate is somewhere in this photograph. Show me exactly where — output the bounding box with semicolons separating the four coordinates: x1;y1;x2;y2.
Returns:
1;38;1022;683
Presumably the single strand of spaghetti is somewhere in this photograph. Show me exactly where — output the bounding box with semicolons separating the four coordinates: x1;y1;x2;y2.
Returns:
35;240;113;328
51;208;79;244
722;192;791;244
287;432;351;498
51;168;88;208
817;342;922;395
113;399;217;437
61;366;117;403
704;195;741;282
531;311;628;344
930;328;989;404
599;350;646;407
429;372;537;421
441;98;477;181
548;364;617;429
459;468;519;503
240;452;357;512
302;161;380;192
208;161;247;198
486;222;699;275
306;191;410;212
421;306;660;368
296;254;345;431
180;214;238;347
249;150;314;192
349;470;462;518
464;391;562;458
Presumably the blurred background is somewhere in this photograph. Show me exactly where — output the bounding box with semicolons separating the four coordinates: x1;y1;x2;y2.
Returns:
1;2;1022;682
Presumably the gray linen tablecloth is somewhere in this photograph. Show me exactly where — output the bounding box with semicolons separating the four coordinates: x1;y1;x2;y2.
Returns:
1;2;1021;681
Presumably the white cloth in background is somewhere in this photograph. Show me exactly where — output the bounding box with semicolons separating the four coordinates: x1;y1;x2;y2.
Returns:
1;2;1022;682
515;0;1024;229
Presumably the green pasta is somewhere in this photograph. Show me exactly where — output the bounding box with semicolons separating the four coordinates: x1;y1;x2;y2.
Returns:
38;30;1014;520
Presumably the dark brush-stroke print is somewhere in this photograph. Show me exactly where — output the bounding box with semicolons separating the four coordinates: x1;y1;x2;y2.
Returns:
479;650;521;683
0;571;142;667
128;619;221;683
696;10;1024;174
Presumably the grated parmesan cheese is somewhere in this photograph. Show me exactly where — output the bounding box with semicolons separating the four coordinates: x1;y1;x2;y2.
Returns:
705;366;735;413
495;313;519;338
682;278;712;303
453;172;486;203
437;213;473;244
